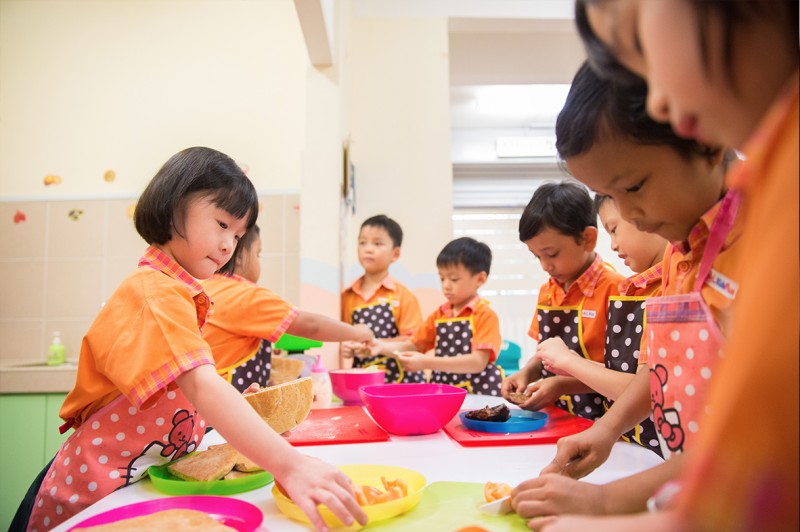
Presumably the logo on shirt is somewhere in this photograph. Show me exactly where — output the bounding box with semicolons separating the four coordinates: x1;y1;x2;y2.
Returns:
581;309;596;319
706;269;738;299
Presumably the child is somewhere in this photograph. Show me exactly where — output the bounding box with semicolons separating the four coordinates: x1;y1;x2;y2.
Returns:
25;147;367;532
528;1;798;530
340;215;425;383
511;60;742;520
501;181;625;421
535;194;667;456
203;224;374;392
372;237;503;395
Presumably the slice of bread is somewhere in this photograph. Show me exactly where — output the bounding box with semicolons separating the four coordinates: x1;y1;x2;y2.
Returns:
223;469;260;480
244;376;313;434
167;443;238;482
269;356;306;385
72;509;235;531
233;452;262;473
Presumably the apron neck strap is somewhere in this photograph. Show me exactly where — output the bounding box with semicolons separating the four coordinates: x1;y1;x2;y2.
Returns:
694;190;742;292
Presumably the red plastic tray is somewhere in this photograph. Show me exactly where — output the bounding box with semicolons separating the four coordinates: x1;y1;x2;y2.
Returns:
283;405;390;446
443;405;593;447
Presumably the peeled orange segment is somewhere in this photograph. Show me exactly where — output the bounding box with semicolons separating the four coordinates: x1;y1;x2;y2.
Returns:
484;481;512;502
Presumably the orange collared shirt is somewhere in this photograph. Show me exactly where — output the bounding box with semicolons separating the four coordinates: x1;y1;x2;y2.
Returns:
412;295;501;361
202;273;298;377
619;262;663;297
679;72;799;531
341;274;423;337
530;253;624;363
60;246;216;428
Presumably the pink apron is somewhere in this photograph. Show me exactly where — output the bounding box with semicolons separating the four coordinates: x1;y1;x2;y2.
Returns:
429;316;504;396
27;389;206;531
646;190;741;458
351;300;425;384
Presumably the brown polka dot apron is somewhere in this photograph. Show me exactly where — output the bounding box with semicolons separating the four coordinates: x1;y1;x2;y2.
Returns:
228;339;272;392
27;389;206;531
537;301;606;420
645;190;741;458
351;300;424;383
605;296;662;457
429;316;504;396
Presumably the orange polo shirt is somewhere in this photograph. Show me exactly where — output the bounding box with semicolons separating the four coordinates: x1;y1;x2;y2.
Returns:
341;274;423;337
619;262;663;297
639;196;745;368
412;296;502;361
202;274;297;377
529;253;624;363
679;73;799;531
60;247;215;428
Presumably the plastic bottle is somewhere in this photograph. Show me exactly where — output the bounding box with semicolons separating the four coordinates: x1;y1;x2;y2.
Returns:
310;354;332;409
47;331;66;366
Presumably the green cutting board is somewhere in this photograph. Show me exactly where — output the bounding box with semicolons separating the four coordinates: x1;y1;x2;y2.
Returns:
369;481;529;531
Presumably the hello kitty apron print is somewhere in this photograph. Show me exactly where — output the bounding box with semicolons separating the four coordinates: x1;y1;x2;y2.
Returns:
646;190;741;458
27;390;205;532
351;300;425;383
429;316;504;396
537;302;606;420
604;296;662;456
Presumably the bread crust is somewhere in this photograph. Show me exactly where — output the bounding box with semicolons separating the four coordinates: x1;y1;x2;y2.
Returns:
167;443;238;482
244;377;313;434
72;509;235;531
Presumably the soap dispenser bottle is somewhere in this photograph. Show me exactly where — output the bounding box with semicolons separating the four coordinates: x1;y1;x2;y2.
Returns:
310;354;332;409
47;331;66;366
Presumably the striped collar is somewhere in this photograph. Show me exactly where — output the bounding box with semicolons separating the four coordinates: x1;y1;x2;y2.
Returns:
138;245;205;297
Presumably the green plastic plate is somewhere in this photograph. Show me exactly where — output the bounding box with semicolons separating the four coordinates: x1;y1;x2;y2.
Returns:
147;462;273;496
274;333;323;352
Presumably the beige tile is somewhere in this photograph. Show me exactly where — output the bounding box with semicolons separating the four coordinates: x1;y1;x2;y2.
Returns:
103;256;139;302
45;259;104;319
259;196;284;253
284;195;301;254
105;199;146;258
260;255;285;297
0;320;44;363
284;253;300;304
47;201;105;258
45;318;93;363
0;260;45;319
0;202;47;259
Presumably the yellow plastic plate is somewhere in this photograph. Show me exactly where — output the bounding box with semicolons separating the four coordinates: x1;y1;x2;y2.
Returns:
272;464;426;530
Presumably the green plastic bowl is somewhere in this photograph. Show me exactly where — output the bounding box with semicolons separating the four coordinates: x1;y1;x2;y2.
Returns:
274;333;323;352
147;463;273;496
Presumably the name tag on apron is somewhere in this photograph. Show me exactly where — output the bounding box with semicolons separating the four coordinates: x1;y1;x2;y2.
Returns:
705;269;738;299
581;309;596;319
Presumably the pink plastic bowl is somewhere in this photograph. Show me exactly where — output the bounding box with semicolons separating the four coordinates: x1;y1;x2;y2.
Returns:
329;369;386;405
359;383;467;435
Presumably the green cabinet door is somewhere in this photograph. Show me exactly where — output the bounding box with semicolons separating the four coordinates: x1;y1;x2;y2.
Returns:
0;393;67;531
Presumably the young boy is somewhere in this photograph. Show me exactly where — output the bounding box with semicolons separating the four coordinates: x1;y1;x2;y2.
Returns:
372;237;503;396
340;215;424;383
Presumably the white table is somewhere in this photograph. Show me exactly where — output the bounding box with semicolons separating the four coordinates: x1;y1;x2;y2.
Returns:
52;395;663;531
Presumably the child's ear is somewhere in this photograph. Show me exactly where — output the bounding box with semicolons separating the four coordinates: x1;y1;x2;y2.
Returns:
475;271;488;286
581;226;598;251
390;246;401;263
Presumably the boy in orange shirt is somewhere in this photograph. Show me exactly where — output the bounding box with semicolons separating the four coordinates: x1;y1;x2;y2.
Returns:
502;181;625;421
340;215;424;383
372;237;504;396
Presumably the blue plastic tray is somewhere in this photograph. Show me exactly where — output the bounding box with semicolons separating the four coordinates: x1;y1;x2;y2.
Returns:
459;410;548;433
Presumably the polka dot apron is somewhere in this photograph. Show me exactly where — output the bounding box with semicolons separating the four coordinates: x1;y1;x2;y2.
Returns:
537;302;606;420
229;339;272;392
429;316;504;396
27;389;206;531
351;301;425;384
646;190;741;459
605;296;662;457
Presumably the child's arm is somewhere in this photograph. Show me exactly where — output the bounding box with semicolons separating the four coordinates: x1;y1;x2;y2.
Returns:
371;338;418;356
396;349;490;374
535;337;636;401
176;364;368;530
287;311;374;343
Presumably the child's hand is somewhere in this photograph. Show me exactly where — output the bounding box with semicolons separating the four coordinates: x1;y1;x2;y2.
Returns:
534;337;580;377
396;351;427;372
516;378;562;411
340;341;360;359
241;383;261;394
511;473;604;518
500;371;530;400
539;422;617;479
353;323;375;343
278;454;368;531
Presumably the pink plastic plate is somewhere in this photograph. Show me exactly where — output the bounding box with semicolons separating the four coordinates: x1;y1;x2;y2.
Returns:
67;495;263;532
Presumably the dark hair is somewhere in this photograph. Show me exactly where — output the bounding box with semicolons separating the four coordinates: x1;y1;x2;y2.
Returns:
437;237;492;276
219;224;260;276
593;193;612;218
575;0;798;87
135;146;259;268
556;61;719;162
361;214;403;247
519;181;596;242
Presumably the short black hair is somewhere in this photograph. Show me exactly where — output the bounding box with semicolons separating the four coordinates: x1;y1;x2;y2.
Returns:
519;181;595;242
135;147;259;270
361;215;403;247
437;237;492;276
556;61;718;162
593;193;612;218
220;223;260;276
